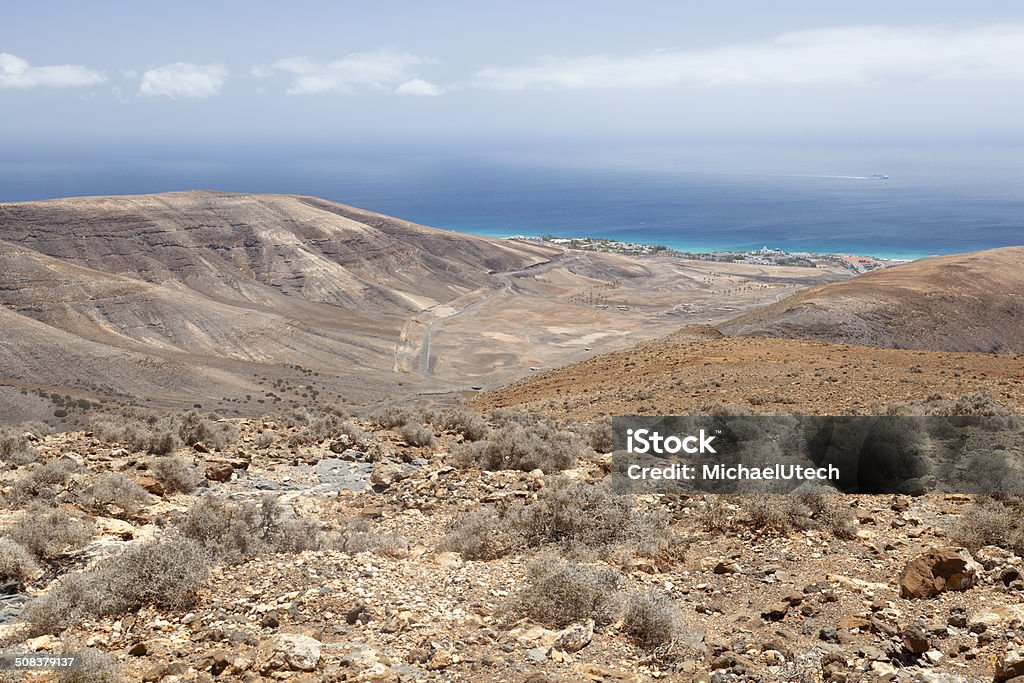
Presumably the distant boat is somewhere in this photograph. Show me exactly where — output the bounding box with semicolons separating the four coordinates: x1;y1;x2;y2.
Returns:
868;173;889;180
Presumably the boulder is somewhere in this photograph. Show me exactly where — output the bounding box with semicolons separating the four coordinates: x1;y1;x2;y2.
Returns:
135;476;164;496
996;649;1024;682
898;548;981;599
256;634;322;672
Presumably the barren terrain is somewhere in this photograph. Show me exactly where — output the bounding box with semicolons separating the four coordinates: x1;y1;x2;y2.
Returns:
0;192;847;426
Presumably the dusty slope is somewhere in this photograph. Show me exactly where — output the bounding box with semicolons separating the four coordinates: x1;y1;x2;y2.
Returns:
0;192;562;418
476;331;1024;419
0;191;849;425
720;247;1024;353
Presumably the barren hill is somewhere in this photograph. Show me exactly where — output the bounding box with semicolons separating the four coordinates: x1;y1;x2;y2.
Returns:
720;247;1024;353
477;332;1024;419
1;191;841;425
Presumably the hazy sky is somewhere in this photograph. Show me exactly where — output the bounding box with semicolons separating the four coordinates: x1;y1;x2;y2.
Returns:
4;1;1024;149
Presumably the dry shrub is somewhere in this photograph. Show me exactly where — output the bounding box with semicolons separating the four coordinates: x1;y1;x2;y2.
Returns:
438;508;521;561
82;473;151;516
741;493;855;539
950;496;1024;555
450;422;585;473
148;456;202;494
8;458;81;506
441;478;677;560
0;430;39;467
372;407;413;429
177;411;237;450
330;519;409;558
0;538;41;584
58;648;122;683
501;559;621;628
21;537;208;635
4;505;95;561
398;423;435;447
879;389;1019;417
176;494;322;564
621;590;681;648
435;407;488;441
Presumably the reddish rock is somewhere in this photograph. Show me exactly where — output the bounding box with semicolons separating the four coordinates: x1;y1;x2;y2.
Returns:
899;548;981;599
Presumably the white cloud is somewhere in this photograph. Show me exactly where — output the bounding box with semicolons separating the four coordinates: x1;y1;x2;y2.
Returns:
474;24;1024;90
395;78;444;96
0;52;105;88
267;50;436;95
139;62;228;99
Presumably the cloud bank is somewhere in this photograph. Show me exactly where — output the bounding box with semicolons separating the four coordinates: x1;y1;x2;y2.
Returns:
0;53;105;88
264;50;435;95
139;62;228;99
473;24;1024;90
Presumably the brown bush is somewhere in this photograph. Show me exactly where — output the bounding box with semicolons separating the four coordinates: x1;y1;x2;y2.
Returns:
621;590;680;648
441;478;678;560
435;407;488;441
0;538;41;584
500;559;621;628
950;496;1024;555
4;505;94;561
450;423;585;473
7;458;80;506
21;537;208;635
82;473;151;517
398;423;436;447
372;407;413;429
57;648;122;683
0;430;39;467
148;456;202;494
176;494;322;564
740;492;855;539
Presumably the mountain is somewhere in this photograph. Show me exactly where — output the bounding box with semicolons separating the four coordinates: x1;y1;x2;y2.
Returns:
0;191;561;420
720;247;1024;353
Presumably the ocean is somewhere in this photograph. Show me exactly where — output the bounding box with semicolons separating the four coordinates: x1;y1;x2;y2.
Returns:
3;144;1022;260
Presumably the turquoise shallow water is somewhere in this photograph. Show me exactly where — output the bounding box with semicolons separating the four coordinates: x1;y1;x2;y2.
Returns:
3;148;1022;260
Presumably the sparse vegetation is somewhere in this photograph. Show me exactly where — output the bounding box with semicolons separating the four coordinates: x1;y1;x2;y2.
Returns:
0;538;41;584
441;477;678;560
148;456;202;494
501;559;622;628
57;648;122;683
450;421;586;473
82;473;151;516
4;505;95;561
7;457;80;506
434;407;488;441
330;519;410;558
176;494;322;564
740;493;856;539
621;590;680;648
21;537;208;635
398;422;436;447
950;496;1024;555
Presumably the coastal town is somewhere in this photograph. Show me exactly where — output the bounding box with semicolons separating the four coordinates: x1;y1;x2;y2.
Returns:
508;235;903;273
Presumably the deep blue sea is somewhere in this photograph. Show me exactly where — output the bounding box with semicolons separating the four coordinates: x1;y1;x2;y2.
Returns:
2;144;1023;260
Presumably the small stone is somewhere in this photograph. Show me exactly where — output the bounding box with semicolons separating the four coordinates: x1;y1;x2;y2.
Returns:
135;476;164;496
127;642;148;656
761;602;789;621
553;619;594;653
900;624;929;654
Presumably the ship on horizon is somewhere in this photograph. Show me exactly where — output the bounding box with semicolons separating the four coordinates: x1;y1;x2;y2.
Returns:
868;173;889;180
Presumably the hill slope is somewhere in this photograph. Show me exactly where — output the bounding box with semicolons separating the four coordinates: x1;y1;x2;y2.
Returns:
0;191;561;418
720;247;1024;353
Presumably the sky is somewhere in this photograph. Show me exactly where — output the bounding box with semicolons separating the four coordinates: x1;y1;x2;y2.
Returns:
4;1;1024;153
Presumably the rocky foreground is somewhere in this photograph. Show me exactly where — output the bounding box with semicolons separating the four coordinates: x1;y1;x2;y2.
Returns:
2;407;1024;683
